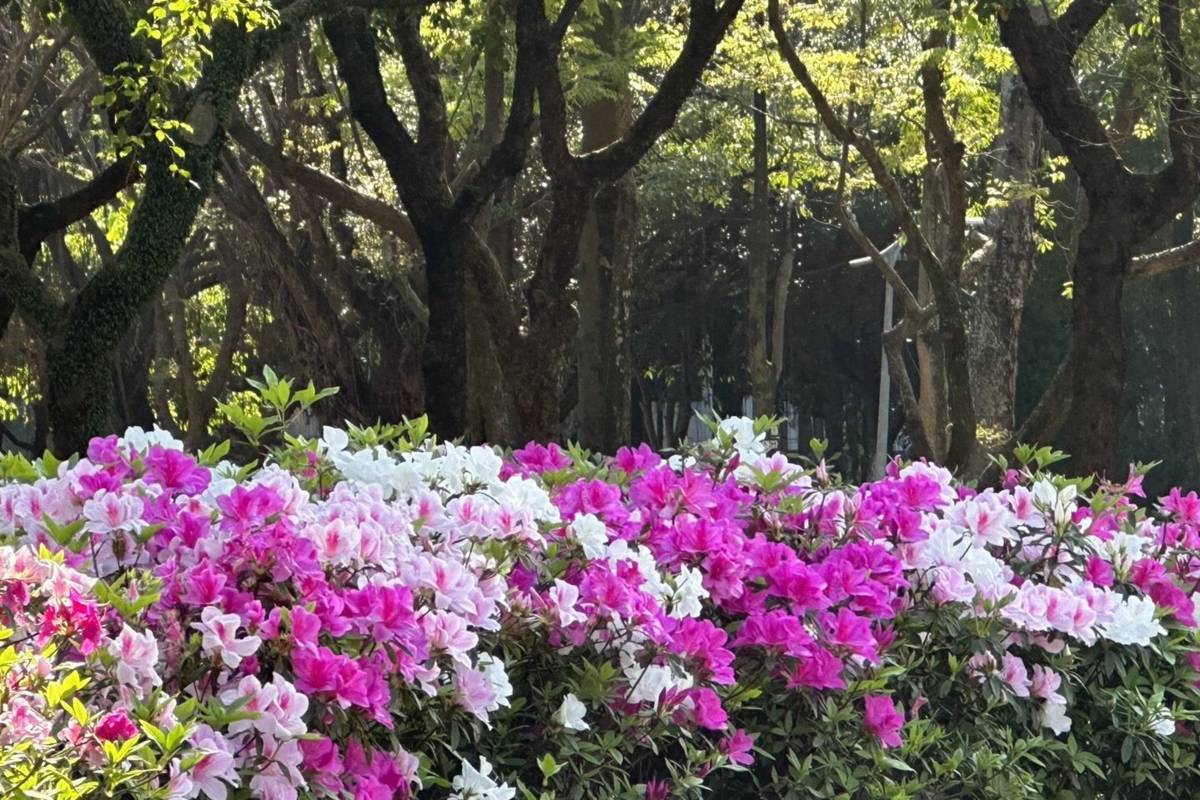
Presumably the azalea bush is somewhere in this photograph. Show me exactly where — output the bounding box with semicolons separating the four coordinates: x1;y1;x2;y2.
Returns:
2;373;1200;799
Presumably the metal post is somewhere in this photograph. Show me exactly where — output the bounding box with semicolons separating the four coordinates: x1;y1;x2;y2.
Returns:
868;242;901;478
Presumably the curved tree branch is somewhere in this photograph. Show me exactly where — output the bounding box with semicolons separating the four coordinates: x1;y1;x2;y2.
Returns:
579;0;746;183
229;115;419;247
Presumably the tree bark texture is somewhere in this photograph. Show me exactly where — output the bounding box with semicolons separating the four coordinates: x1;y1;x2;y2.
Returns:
576;0;638;452
967;73;1043;435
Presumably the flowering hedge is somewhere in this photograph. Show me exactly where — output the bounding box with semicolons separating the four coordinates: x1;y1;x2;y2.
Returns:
3;378;1200;799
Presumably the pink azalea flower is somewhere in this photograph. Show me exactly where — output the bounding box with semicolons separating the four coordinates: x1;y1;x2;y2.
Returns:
144;446;210;495
108;624;161;692
300;736;344;794
1000;653;1031;697
687;687;728;730
645;778;670;800
95;709;138;742
186;724;239;800
720;728;756;765
249;736;306;800
1084;555;1114;587
1030;665;1066;705
863;694;904;748
453;663;497;723
82;490;144;534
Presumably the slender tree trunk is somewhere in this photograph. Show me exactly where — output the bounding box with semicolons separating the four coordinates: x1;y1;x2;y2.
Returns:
968;73;1043;436
747;88;775;416
916;167;950;462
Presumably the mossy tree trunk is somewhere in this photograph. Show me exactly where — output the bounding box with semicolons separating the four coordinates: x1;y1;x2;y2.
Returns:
22;0;332;455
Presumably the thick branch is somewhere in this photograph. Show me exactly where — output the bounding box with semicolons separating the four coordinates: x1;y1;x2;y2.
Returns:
450;0;566;224
0;156;62;334
579;0;746;182
17;157;138;261
390;6;450;160
1146;0;1200;220
229;116;418;247
998;3;1132;204
1057;0;1115;55
324;10;447;231
1131;237;1200;278
60;0;149;74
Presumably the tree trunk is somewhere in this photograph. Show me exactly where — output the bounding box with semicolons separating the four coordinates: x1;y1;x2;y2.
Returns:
968;73;1043;436
916;167;951;462
1062;218;1130;474
418;225;470;438
113;303;157;429
576;22;637;451
510;178;593;443
575;0;638;452
747;88;775;417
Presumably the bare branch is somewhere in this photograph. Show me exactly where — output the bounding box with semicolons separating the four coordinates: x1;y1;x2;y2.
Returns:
1131;237;1200;278
769;0;948;286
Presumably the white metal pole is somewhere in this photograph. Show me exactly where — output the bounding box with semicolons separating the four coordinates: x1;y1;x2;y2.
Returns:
869;242;901;478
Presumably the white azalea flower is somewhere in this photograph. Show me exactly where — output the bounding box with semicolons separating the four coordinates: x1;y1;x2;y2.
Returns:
1031;480;1077;526
667;454;698;471
1101;595;1164;646
1150;702;1176;737
1041;701;1072;735
1105;531;1150;569
450;757;515;800
319;425;349;456
669;565;709;619
477;654;512;711
121;425;184;453
554;693;590;731
571;513;609;560
717;416;766;459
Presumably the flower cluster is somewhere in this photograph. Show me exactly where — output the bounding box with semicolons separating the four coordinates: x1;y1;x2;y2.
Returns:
1;412;1199;799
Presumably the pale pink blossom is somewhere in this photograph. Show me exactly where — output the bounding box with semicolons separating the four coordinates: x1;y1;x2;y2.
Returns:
192;606;261;669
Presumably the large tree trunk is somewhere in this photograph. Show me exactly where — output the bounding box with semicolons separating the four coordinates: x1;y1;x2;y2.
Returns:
576;10;637;451
45;142;220;455
510;178;593;443
997;0;1200;475
113;303;157;429
1062;218;1130;473
419;225;470;438
747;88;775;417
968;73;1043;435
